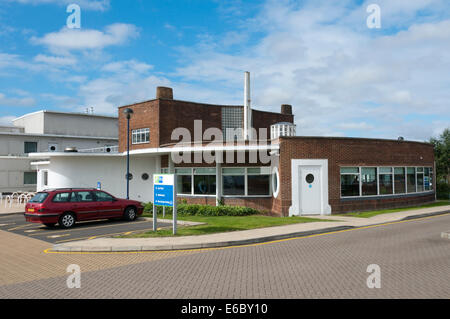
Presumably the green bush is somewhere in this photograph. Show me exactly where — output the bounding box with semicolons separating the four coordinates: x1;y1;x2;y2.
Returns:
436;181;450;200
143;202;259;216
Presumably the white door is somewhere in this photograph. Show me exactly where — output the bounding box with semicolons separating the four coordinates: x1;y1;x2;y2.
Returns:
299;166;321;215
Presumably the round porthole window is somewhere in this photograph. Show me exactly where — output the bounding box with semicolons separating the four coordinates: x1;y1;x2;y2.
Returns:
272;167;280;198
305;173;314;184
125;173;133;181
141;173;149;181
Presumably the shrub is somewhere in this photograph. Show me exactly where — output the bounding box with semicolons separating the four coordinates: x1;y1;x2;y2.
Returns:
143;202;259;216
436;181;450;200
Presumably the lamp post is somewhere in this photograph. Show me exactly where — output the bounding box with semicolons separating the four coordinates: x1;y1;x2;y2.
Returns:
123;108;134;199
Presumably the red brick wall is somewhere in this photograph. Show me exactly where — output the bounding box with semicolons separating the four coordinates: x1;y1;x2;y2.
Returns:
118;100;159;152
118;98;294;152
277;137;435;215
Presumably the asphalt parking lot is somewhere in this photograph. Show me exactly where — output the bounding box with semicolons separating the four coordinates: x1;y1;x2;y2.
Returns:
0;213;171;244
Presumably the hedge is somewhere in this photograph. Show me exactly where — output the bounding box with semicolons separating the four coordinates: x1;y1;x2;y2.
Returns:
143;202;259;216
436;181;450;200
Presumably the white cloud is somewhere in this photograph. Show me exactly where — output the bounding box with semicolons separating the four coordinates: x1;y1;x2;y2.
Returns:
171;0;450;140
31;23;139;54
0;92;35;107
34;54;77;66
7;0;110;11
0;116;16;126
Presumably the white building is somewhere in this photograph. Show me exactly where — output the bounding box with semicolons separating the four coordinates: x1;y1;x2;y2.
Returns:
0;110;118;193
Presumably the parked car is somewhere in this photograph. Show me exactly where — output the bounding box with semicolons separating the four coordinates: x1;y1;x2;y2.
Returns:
24;188;144;228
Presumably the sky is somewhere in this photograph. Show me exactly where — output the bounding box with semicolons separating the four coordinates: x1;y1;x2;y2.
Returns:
0;0;449;141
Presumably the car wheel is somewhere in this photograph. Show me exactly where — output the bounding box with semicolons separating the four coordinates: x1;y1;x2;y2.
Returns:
59;213;75;229
44;223;56;228
124;206;137;221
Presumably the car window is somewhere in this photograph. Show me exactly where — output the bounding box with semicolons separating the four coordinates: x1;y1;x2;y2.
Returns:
95;191;114;202
52;192;70;203
75;191;94;202
69;192;79;202
28;192;48;203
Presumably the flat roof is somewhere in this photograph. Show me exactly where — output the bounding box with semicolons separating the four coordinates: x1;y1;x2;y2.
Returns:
279;135;433;146
13;110;117;122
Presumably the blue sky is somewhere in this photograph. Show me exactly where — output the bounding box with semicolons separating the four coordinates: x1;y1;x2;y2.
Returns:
0;0;449;141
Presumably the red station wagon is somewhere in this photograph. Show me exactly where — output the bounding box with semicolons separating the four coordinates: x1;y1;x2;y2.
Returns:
24;188;144;228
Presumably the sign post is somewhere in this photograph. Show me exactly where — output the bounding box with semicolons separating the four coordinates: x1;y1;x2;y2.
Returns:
153;174;177;235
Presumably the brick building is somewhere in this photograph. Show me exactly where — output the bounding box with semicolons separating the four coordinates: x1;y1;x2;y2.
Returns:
31;85;436;216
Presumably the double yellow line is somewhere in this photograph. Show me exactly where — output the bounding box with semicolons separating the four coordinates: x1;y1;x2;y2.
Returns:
43;212;450;255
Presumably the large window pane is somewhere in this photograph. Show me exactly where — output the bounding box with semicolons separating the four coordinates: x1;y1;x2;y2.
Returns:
394;167;405;194
416;172;424;192
223;175;245;195
424;167;430;191
407;167;416;193
24;171;37;185
194;175;216;195
379;171;393;195
361;168;377;196
248;175;270;195
341;174;360;197
24;142;37;154
177;175;192;195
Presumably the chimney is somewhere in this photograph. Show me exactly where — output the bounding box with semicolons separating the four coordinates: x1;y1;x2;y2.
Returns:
156;86;173;99
281;104;292;115
244;71;252;140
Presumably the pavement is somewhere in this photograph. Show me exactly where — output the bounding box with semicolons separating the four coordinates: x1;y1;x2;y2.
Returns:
52;205;450;252
1;211;449;298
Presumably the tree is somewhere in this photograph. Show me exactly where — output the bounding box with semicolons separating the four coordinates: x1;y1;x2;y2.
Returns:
429;128;450;199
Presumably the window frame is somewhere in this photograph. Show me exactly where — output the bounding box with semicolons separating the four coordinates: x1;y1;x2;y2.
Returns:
340;166;433;199
131;128;150;145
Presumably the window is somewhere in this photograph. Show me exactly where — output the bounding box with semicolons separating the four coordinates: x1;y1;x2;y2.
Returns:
222;107;243;141
407;167;416;193
416;168;424;192
340;167;360;197
194;175;216;195
95;191;114;202
394;167;406;194
131;128;150;144
43;171;48;187
141;173;149;181
74;191;94;202
361;168;377;196
52;192;71;203
48;143;58;152
24;142;37;154
28;192;48;203
24;172;37;185
247;167;271;195
222;168;245;195
379;167;393;195
176;168;192;195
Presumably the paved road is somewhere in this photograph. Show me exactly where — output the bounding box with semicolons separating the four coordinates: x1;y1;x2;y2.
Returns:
0;213;449;298
0;213;170;243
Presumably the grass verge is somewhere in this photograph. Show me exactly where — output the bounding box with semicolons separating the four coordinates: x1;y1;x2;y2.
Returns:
119;214;329;238
341;200;450;218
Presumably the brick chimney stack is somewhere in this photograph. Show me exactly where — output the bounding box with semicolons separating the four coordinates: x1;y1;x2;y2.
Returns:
281;104;292;115
156;87;173;99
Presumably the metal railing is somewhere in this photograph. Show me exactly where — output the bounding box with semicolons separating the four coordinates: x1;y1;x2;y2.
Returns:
76;145;118;153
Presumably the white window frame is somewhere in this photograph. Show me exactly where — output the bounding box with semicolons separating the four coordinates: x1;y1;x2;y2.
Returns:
131;128;150;145
340;166;433;199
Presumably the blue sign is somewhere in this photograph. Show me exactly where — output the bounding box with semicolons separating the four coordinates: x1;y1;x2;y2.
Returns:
153;174;174;207
97;182;101;190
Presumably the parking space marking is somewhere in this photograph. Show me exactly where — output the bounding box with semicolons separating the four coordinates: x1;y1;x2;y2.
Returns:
8;223;41;231
28;219;149;236
47;234;70;239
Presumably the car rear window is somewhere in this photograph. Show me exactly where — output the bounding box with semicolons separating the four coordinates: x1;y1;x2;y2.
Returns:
28;192;49;203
